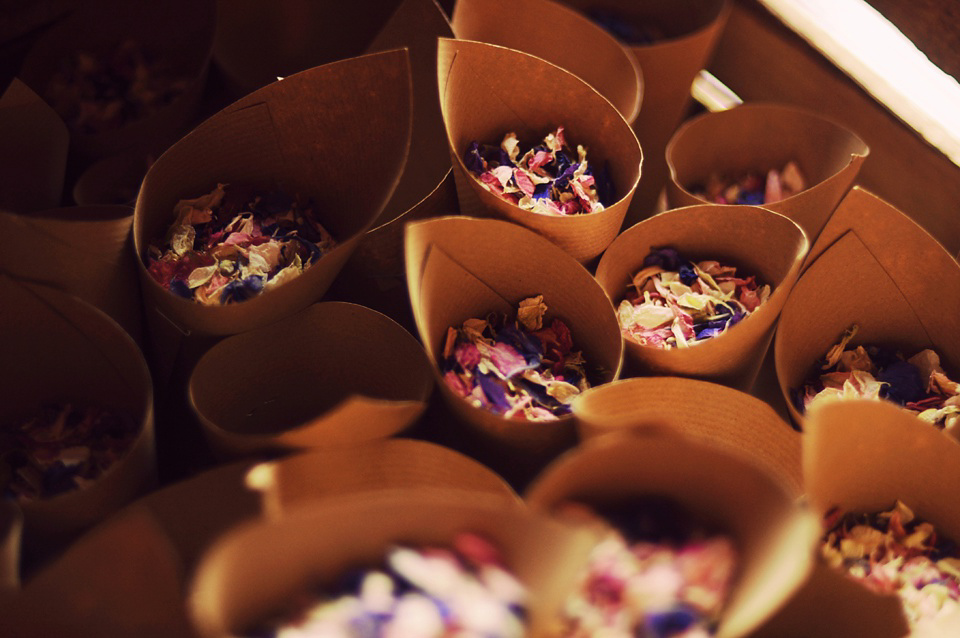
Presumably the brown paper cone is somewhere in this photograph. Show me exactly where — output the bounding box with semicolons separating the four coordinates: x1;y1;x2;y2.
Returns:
17;0;215;164
560;0;730;224
188;302;433;459
0;205;143;343
572;377;803;497
189;489;599;638
666;102;869;243
248;438;518;521
774;191;960;427
452;0;643;124
0;502;22;595
72;151;152;206
133;49;412;385
0;506;192;638
0;78;67;212
405;215;623;466
0;276;155;548
525;431;819;638
437;37;642;263
595;204;808;390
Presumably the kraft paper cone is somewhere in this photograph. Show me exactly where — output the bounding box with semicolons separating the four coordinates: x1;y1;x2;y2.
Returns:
133;50;412;385
72;151;153;206
595;204;808;390
666;103;869;243
561;0;730;224
0;205;143;343
437;38;642;263
774;195;960;427
248;438;518;521
0;78;67;212
0;276;154;548
18;0;215;165
452;0;643;124
189;489;599;638
572;377;803;497
0;506;192;638
525;431;820;638
188;302;433;459
405;216;623;464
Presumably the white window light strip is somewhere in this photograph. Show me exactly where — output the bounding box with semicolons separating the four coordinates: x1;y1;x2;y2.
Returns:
758;0;960;167
692;70;744;112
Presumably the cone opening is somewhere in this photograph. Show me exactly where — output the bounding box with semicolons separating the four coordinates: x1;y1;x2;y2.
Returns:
559;0;729;44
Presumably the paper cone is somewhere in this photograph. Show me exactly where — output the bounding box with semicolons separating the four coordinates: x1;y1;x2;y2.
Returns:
0;205;143;343
0;78;68;212
72;151;152;206
560;0;730;224
248;438;518;521
189;489;599;638
774;189;960;428
133;49;412;386
188;302;433;459
437;38;642;263
452;0;643;124
0;502;22;595
595;204;808;390
572;377;803;497
405;216;623;467
525;431;819;638
666;103;869;243
17;0;215;165
0;276;154;549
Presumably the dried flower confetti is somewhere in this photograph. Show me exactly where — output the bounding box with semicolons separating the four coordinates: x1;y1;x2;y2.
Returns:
690;160;806;205
617;247;771;349
795;325;960;437
559;500;738;638
145;183;337;305
822;500;960;629
0;402;139;502
440;295;592;421
251;533;528;638
44;39;190;135
463;126;614;216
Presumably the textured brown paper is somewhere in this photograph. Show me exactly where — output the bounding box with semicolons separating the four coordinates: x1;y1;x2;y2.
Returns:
525;431;819;638
405;216;623;464
437;37;642;263
666;102;869;243
0;506;192;638
133;50;412;385
0;78;67;212
452;0;643;124
572;377;802;497
189;302;433;459
595;204;808;390
0;205;143;343
774;189;960;427
17;0;215;164
0;276;154;547
560;0;730;224
72;151;152;206
248;438;518;521
189;489;599;637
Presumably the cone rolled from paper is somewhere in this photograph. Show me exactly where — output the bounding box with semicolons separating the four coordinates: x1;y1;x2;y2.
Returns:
133;50;412;382
0;503;21;594
452;0;643;124
72;151;152;207
18;0;215;164
774;200;960;426
525;431;819;638
561;0;730;224
405;216;623;458
189;302;432;459
437;38;642;263
189;489;599;638
595;205;808;389
0;78;67;212
666;103;869;243
248;438;518;521
571;377;802;497
0;205;143;343
0;276;154;546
